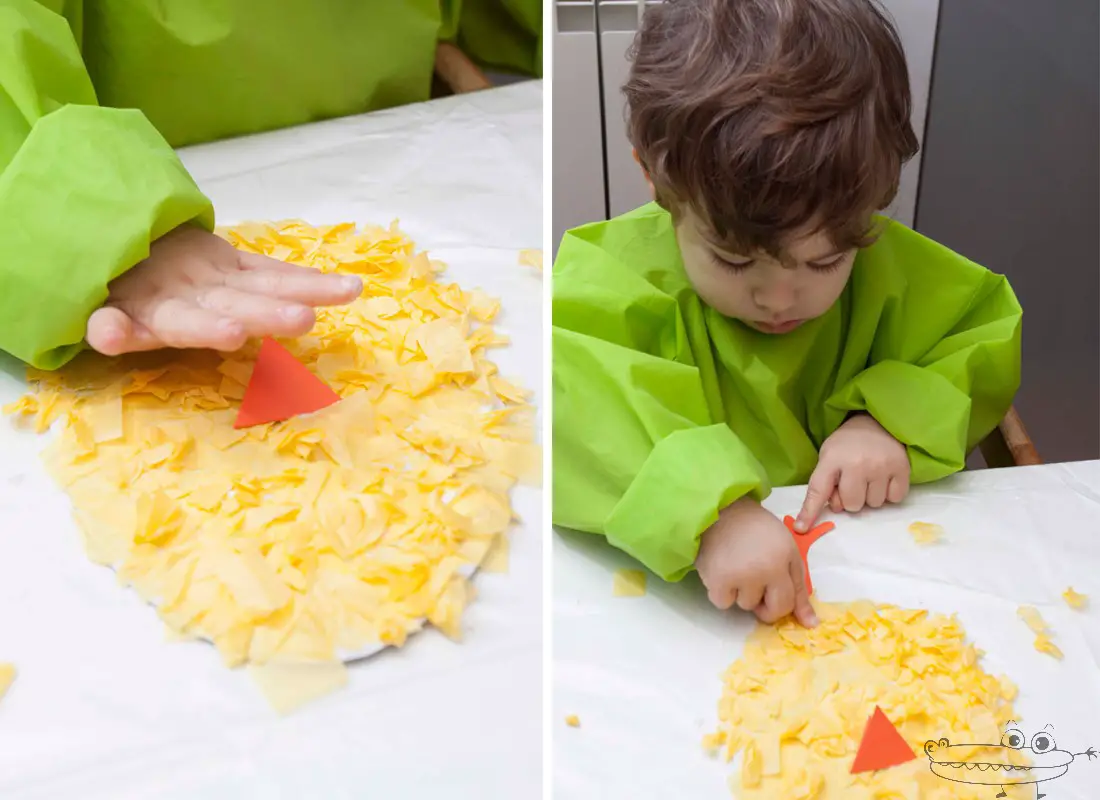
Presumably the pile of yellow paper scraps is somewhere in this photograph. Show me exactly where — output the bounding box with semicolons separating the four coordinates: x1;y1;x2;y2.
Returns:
4;221;539;713
706;601;1025;799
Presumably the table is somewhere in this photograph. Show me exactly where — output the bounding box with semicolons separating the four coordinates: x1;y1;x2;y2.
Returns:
554;461;1100;799
0;81;543;800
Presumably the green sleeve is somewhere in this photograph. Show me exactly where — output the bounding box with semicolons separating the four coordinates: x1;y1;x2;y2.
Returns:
0;0;213;370
553;231;771;581
827;222;1023;482
444;0;543;78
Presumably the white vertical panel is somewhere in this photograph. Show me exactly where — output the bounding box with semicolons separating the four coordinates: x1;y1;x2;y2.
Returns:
879;0;941;227
599;1;659;218
552;2;606;253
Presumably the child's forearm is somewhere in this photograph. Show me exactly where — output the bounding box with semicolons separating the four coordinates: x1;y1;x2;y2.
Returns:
552;223;775;581
826;273;1021;483
0;1;212;370
553;327;771;581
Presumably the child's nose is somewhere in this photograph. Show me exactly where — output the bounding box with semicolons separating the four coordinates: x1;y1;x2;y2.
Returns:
753;282;797;315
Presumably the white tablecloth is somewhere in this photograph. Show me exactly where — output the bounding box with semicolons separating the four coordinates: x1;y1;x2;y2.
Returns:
0;82;543;800
554;461;1100;799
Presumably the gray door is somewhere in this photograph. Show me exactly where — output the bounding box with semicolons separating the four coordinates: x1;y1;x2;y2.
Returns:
916;0;1100;463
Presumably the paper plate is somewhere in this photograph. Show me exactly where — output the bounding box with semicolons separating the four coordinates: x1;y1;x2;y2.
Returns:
337;561;482;663
116;557;486;665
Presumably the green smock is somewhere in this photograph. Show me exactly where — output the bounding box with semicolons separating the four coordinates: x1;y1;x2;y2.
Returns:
0;0;541;370
552;204;1022;581
446;0;543;77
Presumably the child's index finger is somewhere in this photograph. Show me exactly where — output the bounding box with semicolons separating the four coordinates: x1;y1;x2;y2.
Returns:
796;466;838;531
795;495;825;531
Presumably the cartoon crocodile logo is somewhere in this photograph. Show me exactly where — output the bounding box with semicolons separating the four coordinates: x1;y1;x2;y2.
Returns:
925;723;1096;798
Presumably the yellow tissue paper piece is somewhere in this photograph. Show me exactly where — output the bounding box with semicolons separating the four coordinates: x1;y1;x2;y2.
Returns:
165;624;196;643
1033;633;1064;660
710;601;1022;799
518;249;543;271
481;533;510;574
741;741;762;788
907;521;943;545
1063;587;1088;610
1018;601;1063;659
248;661;349;716
1017;605;1049;635
612;569;647;597
565;714;581;728
5;221;540;712
703;733;725;756
0;663;15;701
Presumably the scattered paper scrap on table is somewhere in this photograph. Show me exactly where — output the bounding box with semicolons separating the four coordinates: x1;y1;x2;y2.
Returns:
1033;634;1063;659
518;249;542;271
907;521;943;545
233;337;340;428
248;660;349;716
850;706;917;773
0;663;15;702
565;714;580;728
612;569;647;597
1017;605;1064;659
1063;587;1088;610
707;600;1022;798
3;220;540;713
1017;605;1047;635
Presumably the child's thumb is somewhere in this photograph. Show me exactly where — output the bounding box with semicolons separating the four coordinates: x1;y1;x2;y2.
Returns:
86;307;159;355
86;307;133;356
790;561;818;628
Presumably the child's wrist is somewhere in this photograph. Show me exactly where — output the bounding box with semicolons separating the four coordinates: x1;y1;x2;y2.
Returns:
720;493;764;521
699;494;766;558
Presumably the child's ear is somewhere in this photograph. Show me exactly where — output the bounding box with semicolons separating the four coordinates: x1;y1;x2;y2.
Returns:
632;148;655;198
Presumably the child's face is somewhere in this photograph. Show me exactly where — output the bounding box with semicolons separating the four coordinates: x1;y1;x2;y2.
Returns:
674;209;855;334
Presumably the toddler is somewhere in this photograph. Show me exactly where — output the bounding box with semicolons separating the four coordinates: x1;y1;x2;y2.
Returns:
552;0;1021;628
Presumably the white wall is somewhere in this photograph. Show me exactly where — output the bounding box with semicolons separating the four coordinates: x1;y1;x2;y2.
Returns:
551;2;605;241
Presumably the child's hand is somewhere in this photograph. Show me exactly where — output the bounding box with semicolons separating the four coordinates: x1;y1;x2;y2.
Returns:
795;413;910;531
696;497;818;627
85;225;363;356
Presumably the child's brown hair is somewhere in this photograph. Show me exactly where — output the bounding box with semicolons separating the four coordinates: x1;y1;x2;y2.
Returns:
624;0;919;258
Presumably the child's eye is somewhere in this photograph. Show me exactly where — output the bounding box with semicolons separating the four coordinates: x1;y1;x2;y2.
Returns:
806;255;847;273
711;254;755;273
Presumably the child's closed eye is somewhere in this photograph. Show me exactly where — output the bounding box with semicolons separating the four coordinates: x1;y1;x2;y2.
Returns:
806;254;847;273
710;254;755;273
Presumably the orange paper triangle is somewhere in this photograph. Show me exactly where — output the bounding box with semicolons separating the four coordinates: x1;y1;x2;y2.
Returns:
234;337;340;429
783;515;834;596
850;706;917;773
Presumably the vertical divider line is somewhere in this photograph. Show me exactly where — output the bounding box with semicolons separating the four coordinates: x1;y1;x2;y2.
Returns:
542;5;554;800
594;2;613;220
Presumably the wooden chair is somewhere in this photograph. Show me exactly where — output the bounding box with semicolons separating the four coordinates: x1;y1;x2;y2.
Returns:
979;406;1041;468
433;42;493;96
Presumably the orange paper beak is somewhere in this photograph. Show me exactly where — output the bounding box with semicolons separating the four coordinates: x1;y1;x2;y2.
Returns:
234;337;340;429
783;515;835;596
